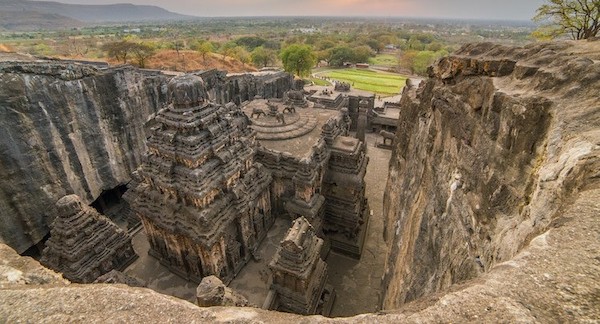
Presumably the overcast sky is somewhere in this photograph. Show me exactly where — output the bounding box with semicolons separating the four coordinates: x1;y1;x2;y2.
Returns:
55;0;547;21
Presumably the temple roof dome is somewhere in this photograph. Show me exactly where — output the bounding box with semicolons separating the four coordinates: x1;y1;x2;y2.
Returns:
168;74;207;108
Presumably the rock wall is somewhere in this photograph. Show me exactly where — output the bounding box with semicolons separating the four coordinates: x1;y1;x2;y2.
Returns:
381;41;600;308
0;63;168;254
199;70;294;105
0;41;598;323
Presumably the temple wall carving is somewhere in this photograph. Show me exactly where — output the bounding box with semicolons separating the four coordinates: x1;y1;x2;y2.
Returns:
127;74;273;283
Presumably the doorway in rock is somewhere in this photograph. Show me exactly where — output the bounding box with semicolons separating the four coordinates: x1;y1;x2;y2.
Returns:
20;233;50;260
90;184;140;234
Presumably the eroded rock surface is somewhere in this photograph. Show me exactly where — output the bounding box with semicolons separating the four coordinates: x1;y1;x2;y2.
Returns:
381;41;600;308
196;275;252;307
0;41;598;322
0;63;168;254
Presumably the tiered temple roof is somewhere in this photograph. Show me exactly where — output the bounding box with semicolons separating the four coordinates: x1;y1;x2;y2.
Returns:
40;194;137;283
322;135;370;258
127;74;273;283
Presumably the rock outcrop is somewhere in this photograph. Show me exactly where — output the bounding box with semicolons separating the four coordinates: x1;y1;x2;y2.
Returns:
1;184;599;322
0;41;598;323
381;41;600;308
196;275;252;307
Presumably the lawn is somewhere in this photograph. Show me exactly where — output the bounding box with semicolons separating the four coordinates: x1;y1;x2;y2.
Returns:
368;54;399;67
306;77;331;86
320;68;407;96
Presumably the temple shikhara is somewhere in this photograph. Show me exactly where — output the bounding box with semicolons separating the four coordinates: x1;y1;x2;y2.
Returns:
40;195;137;283
267;217;332;315
126;75;273;283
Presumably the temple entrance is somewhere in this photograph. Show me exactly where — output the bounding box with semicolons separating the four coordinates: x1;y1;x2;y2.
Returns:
20;233;50;259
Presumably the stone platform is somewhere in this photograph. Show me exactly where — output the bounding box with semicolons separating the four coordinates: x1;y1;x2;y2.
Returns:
243;100;318;140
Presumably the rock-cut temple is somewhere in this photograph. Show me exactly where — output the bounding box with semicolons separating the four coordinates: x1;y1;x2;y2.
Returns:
127;75;273;283
126;73;370;314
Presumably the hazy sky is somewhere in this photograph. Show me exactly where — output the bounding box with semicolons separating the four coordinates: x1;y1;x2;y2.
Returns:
55;0;547;21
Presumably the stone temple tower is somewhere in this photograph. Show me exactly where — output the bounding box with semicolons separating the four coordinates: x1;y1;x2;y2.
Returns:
268;216;330;315
127;74;273;283
40;194;137;283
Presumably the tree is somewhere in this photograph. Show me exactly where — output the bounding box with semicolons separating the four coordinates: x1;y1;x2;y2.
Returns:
399;50;448;76
280;44;316;77
170;40;185;56
193;41;214;61
232;46;251;66
101;40;135;63
366;39;385;54
534;0;600;39
328;46;355;67
251;46;276;68
219;41;237;62
234;36;267;51
131;42;156;68
353;45;374;63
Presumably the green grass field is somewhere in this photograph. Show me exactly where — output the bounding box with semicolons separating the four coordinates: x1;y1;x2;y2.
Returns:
306;77;331;86
368;54;399;67
320;68;407;95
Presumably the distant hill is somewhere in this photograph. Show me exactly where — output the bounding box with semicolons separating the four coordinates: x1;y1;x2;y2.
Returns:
0;0;195;28
0;10;83;31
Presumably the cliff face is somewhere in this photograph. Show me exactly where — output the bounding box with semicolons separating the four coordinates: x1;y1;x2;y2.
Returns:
381;41;600;308
0;63;169;254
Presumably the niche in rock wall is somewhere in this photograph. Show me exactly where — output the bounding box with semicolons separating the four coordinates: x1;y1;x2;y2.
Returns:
20;233;50;259
90;184;140;234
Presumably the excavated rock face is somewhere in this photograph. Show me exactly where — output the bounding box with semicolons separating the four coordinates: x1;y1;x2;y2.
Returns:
0;41;598;324
0;63;168;254
381;41;600;308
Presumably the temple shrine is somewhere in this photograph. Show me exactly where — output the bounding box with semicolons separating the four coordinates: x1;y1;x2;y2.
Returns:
40;194;137;283
126;74;273;283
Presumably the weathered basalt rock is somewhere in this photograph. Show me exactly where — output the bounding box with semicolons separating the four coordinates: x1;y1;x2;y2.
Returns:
94;269;146;287
196;275;252;307
382;41;600;308
0;63;169;254
0;42;598;322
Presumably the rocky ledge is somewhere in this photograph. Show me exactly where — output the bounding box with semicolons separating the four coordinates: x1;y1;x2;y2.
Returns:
0;188;598;322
